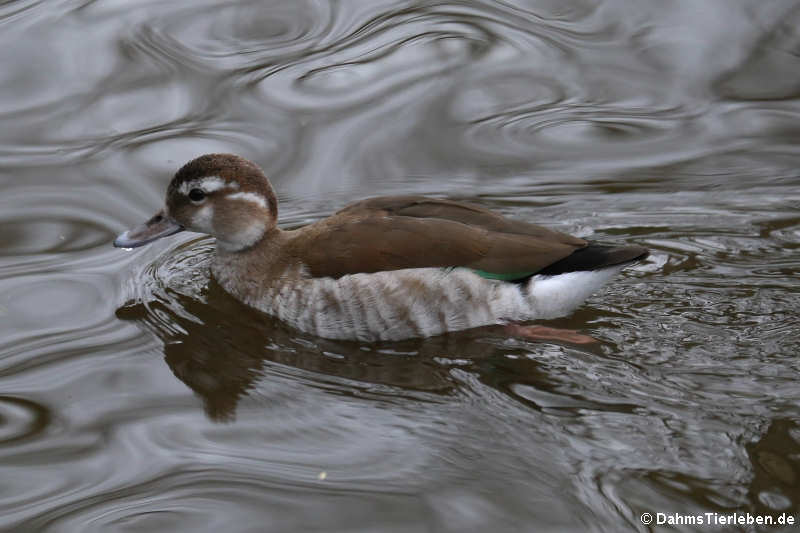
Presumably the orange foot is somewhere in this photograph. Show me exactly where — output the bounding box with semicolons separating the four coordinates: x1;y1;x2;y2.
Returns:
505;324;598;345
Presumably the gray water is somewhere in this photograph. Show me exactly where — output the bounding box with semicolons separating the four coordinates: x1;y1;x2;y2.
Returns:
1;1;799;532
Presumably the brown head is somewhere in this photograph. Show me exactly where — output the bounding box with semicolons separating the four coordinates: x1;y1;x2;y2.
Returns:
114;154;278;252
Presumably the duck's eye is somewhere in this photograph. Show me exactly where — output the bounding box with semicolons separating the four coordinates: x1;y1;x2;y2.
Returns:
188;188;205;202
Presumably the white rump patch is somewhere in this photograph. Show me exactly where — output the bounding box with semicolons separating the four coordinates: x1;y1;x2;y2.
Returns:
226;191;268;209
178;176;237;195
526;265;626;319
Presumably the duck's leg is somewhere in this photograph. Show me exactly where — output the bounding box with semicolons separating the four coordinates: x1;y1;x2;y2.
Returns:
505;324;598;344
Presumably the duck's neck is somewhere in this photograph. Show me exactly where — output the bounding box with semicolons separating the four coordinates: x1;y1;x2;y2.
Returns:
214;220;270;253
211;228;301;297
213;224;278;253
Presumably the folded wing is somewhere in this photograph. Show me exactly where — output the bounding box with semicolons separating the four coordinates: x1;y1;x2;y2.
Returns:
292;196;588;279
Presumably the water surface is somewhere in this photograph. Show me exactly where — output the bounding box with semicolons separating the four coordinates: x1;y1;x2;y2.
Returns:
1;1;799;531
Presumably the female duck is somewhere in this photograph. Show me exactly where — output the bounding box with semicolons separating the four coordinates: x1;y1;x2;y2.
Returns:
115;154;647;341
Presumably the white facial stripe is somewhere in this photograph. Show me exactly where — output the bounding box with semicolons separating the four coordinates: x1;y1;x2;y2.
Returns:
178;176;238;195
226;191;268;209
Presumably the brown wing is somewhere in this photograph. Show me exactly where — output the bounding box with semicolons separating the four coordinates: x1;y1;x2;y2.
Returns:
292;196;587;279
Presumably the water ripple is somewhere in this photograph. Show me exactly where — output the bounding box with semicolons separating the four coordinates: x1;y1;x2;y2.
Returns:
2;0;800;531
0;395;49;445
155;0;335;68
0;187;119;258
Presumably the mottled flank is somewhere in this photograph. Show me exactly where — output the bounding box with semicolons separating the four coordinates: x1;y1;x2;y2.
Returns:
211;261;629;342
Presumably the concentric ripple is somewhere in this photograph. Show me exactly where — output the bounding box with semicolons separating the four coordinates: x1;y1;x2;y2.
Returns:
0;188;119;257
154;0;335;68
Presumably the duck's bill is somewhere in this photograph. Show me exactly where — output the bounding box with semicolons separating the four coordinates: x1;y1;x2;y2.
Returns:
114;210;184;248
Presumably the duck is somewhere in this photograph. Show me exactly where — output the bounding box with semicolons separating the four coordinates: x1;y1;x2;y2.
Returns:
114;153;648;342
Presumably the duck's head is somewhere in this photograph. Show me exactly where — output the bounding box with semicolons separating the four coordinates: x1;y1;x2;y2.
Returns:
114;154;278;252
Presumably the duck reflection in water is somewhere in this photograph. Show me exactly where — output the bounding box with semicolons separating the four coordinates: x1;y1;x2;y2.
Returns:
116;275;605;422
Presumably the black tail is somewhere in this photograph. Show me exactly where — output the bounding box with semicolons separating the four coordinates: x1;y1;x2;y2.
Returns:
535;243;649;277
